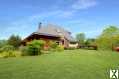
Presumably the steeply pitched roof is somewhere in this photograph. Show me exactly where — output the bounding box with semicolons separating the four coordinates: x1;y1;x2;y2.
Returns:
34;24;76;42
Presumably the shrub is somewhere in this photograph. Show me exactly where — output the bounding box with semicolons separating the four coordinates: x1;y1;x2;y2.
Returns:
19;46;30;56
49;41;58;49
0;45;15;52
1;51;22;58
48;41;64;52
0;45;22;58
13;51;22;57
26;40;45;55
1;52;10;58
2;51;15;58
56;45;64;52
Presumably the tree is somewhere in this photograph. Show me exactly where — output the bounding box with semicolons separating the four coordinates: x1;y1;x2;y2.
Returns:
101;26;119;37
96;26;119;50
0;40;7;48
7;35;21;49
0;40;7;53
85;38;96;46
76;33;85;46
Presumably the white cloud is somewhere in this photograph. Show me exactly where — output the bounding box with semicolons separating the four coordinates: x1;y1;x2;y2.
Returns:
72;0;97;10
56;10;75;18
34;10;72;20
22;0;98;20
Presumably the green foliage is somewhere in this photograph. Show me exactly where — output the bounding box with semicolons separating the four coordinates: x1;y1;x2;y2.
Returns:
0;45;15;57
0;40;7;48
102;26;119;37
96;26;119;50
26;40;45;55
7;35;21;49
0;45;15;52
49;41;64;52
13;51;22;57
49;41;58;49
0;44;22;58
2;51;15;58
19;46;30;56
76;33;85;45
56;45;64;51
85;38;96;46
0;40;7;53
1;51;22;58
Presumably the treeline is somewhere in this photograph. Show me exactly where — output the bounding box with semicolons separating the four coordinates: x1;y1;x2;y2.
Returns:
0;35;21;50
76;25;119;50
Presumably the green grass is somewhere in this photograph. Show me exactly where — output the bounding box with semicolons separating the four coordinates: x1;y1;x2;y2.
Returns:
0;49;119;79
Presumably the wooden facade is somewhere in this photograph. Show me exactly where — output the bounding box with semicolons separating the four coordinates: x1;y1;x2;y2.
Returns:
22;33;70;48
22;24;78;48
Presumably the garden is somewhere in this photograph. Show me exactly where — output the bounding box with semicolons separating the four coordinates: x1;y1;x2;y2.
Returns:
1;26;119;57
0;26;119;79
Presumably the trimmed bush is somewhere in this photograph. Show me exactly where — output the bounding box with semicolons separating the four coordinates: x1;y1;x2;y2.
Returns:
26;40;45;55
19;40;45;56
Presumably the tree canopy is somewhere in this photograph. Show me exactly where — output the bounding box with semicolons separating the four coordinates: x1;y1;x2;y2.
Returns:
7;35;22;49
76;33;85;45
96;26;119;50
0;40;7;48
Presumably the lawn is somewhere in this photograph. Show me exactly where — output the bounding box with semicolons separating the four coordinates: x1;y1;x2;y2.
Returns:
0;49;119;79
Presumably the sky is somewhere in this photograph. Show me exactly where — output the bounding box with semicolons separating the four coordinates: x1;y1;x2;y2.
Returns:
0;0;119;39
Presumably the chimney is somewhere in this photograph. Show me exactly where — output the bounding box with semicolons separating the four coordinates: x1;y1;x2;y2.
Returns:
38;22;42;29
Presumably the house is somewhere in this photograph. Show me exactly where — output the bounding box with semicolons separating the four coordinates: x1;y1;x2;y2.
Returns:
22;23;78;48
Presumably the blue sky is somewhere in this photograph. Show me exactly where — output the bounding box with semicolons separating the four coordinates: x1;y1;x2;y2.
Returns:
0;0;119;39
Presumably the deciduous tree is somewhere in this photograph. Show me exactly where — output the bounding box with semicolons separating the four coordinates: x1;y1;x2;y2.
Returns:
7;35;21;49
76;33;85;46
